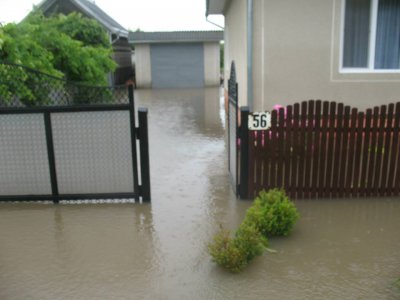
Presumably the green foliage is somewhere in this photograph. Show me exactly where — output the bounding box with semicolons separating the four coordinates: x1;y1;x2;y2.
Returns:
208;189;299;273
234;223;268;261
208;224;267;273
244;189;299;237
51;12;110;48
208;229;248;273
0;11;116;105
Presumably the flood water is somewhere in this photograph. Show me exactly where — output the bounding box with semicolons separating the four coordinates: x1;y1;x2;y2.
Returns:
0;88;399;299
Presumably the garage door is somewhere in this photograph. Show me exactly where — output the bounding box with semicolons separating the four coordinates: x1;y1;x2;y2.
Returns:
151;43;204;88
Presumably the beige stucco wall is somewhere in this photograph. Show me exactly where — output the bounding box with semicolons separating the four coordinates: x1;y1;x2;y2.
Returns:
135;44;152;88
224;0;248;107
203;42;221;86
252;0;400;111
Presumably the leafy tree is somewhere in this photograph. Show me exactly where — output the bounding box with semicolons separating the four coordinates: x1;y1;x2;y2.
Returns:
0;11;116;105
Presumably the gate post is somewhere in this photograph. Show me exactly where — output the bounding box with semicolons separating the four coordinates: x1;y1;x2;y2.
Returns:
128;85;140;198
239;107;250;199
44;112;59;204
138;108;151;202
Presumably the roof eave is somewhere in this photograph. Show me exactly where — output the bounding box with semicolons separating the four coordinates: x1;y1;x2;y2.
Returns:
71;0;128;38
29;0;129;38
206;0;229;15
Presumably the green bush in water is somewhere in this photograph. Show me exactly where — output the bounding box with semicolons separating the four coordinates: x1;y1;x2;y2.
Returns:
208;189;298;272
234;223;268;261
208;224;267;273
208;229;247;273
244;189;299;237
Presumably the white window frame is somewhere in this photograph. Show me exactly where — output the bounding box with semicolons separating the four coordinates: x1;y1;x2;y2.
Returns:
340;0;400;74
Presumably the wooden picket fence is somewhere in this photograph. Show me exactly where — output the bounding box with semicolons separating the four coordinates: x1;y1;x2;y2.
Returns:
240;100;400;199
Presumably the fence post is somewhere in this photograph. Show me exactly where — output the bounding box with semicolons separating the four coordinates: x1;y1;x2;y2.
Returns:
239;106;250;199
138;108;151;202
44;112;59;204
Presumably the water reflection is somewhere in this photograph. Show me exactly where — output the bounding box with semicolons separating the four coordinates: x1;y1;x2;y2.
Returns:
0;88;399;299
0;203;158;299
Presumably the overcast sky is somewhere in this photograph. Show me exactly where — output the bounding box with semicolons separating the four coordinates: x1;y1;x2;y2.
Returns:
0;0;224;31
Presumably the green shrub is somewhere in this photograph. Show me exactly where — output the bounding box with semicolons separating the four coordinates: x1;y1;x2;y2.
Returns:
208;229;247;273
244;189;299;237
234;223;268;261
208;225;267;273
208;189;299;273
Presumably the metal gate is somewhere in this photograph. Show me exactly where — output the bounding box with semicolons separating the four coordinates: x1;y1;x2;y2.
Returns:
227;62;239;194
0;63;151;203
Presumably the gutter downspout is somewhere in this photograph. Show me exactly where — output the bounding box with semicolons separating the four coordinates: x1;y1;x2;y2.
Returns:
247;0;253;111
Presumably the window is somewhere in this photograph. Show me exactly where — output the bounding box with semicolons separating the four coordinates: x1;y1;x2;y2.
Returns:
342;0;400;71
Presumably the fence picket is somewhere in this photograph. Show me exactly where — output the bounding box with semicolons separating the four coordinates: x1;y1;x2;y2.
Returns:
248;131;256;199
380;104;394;196
353;112;364;197
318;102;329;197
277;108;285;188
325;102;337;197
373;106;386;196
255;131;263;193
366;107;380;197
332;103;344;198
285;105;293;194
393;103;400;196
339;106;350;197
263;130;271;192
311;100;322;198
270;110;278;189
346;108;358;197
291;103;300;198
297;101;308;198
359;110;372;196
304;100;314;198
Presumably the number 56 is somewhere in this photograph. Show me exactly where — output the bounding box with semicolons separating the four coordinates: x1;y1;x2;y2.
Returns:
249;112;271;130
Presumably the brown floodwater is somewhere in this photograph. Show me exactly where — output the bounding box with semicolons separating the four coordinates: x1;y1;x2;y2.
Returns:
0;88;399;299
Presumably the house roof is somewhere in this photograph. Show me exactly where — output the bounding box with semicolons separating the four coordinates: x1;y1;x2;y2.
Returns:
36;0;128;38
206;0;229;15
129;31;224;44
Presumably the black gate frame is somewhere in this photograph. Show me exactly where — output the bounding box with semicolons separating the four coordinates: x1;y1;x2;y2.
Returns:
0;85;151;203
227;61;250;199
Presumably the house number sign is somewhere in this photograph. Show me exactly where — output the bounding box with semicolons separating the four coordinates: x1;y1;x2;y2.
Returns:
248;112;271;130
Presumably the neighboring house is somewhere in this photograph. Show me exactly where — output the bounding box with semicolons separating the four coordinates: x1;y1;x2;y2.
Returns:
207;0;400;111
130;31;223;89
35;0;132;85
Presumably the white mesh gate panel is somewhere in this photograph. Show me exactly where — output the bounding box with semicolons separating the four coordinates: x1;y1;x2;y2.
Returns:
0;114;52;195
51;111;134;194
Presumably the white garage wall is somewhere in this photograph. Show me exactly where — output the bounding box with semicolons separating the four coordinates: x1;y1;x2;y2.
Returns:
135;44;152;88
204;42;221;86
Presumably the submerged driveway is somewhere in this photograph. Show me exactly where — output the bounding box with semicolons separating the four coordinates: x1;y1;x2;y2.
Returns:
0;88;399;299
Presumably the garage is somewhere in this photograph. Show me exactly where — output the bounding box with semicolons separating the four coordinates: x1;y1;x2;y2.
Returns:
150;43;204;88
130;31;223;89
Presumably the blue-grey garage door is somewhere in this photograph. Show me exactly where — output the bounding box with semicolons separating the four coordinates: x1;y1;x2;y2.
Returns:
151;43;204;88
